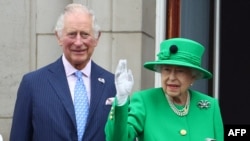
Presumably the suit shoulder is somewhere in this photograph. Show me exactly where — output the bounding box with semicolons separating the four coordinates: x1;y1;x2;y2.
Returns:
23;58;62;79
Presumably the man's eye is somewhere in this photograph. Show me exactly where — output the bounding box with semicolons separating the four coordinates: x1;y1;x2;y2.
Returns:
68;33;76;37
81;33;89;38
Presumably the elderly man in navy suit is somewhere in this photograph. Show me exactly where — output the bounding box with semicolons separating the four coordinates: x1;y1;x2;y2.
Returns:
10;3;116;141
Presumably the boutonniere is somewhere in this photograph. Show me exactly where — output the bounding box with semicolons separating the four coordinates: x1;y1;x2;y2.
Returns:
197;100;210;109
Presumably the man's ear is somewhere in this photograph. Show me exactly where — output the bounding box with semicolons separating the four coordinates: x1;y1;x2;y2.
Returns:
93;31;101;47
55;31;62;46
97;31;101;40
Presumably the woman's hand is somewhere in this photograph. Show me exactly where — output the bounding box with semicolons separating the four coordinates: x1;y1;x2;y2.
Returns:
115;59;134;105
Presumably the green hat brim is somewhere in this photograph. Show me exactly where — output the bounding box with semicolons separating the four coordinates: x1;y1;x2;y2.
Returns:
144;60;212;79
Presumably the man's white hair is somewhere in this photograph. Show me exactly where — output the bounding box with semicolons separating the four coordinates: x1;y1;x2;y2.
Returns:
54;3;100;39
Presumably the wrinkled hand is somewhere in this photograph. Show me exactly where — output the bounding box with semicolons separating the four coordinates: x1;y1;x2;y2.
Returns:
115;59;134;105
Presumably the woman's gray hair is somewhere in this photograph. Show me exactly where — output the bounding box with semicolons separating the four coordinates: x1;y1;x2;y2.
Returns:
54;3;100;39
191;69;203;80
154;64;204;80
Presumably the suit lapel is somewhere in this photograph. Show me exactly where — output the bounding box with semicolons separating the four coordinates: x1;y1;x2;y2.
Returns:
87;61;106;121
46;59;109;129
47;57;77;128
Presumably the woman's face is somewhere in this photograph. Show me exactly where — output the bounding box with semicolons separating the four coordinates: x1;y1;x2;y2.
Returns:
161;65;195;98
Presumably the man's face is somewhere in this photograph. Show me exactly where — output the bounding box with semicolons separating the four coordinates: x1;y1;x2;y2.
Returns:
56;11;99;69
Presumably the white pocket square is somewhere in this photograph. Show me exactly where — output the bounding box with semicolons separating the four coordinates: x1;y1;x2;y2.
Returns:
105;97;115;105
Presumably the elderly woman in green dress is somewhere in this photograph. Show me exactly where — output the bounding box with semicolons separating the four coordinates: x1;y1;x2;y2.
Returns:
105;38;224;141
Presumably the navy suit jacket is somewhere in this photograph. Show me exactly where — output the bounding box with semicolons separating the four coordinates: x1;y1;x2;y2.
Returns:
10;57;116;141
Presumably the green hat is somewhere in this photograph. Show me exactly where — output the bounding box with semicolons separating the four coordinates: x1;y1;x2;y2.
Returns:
144;38;212;79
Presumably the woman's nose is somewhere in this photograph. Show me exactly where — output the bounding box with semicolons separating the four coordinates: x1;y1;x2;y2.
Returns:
169;71;176;80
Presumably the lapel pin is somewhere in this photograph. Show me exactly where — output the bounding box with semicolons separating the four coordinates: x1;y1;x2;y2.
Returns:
98;78;105;84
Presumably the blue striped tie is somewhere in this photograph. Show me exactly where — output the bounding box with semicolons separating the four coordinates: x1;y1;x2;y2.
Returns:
74;71;89;141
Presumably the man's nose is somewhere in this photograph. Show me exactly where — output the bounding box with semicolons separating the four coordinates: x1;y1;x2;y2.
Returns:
74;34;84;45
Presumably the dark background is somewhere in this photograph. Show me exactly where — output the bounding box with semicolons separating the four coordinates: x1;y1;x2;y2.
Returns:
220;0;250;125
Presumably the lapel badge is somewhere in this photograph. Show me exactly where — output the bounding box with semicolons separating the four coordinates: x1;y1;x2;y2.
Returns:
197;100;210;109
98;78;105;84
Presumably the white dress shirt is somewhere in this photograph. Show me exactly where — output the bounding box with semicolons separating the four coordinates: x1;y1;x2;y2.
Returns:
62;54;91;103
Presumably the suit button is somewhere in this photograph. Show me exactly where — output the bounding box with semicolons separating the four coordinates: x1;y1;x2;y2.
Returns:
180;129;187;136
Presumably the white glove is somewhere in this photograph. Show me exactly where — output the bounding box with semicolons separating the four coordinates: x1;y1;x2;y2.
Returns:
115;59;134;106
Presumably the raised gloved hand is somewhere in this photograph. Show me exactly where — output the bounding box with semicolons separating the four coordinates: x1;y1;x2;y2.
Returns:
115;59;134;106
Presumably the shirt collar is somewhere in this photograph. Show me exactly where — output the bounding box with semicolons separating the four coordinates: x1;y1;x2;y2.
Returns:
62;54;91;77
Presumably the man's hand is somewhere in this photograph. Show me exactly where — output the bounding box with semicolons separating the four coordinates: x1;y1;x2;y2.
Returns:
115;59;134;105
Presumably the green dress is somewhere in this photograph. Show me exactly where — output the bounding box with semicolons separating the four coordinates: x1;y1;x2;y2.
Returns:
105;88;224;141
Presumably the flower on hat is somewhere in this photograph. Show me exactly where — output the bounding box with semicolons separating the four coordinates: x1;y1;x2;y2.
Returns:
157;50;170;60
157;45;178;60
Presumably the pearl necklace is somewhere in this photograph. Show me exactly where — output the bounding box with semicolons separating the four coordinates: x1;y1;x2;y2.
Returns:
166;92;190;116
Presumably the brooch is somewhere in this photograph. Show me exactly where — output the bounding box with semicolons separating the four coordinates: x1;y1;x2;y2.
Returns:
197;100;210;109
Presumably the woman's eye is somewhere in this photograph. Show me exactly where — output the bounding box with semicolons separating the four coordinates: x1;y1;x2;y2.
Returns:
163;68;171;73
